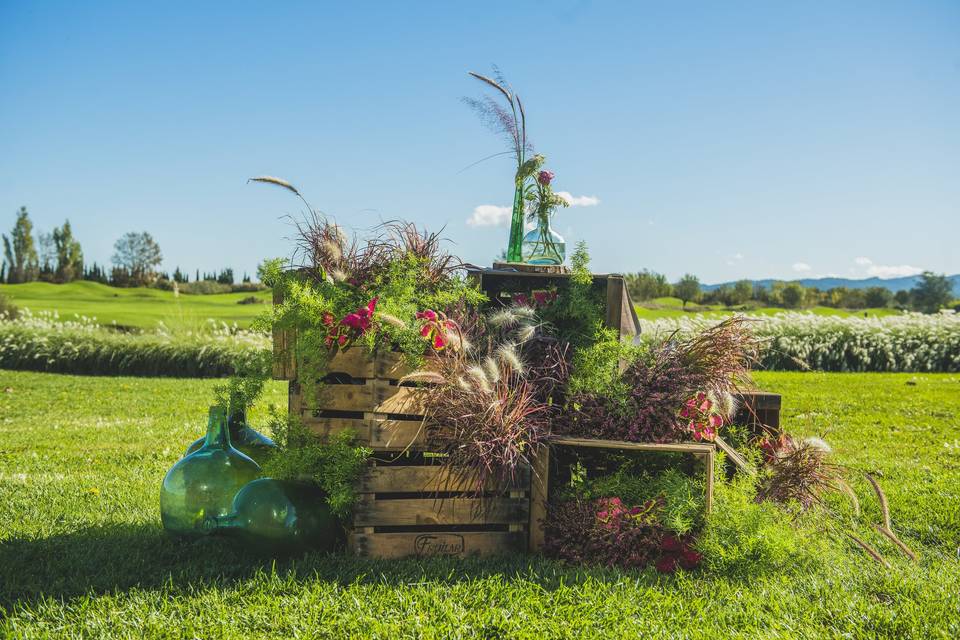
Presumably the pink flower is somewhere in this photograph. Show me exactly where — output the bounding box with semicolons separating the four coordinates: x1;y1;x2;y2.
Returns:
538;170;555;185
432;332;446;350
416;309;437;322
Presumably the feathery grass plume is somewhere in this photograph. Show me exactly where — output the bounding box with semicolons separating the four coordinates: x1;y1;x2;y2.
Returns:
376;312;407;330
457;376;472;392
756;436;844;510
497;342;525;374
488;308;521;328
330;268;348;283
483;356;501;383
467;365;493;393
837;480;861;517
248;175;301;197
515;322;537;343
803;437;832;454
866;473;918;561
400;371;447;385
845;532;892;569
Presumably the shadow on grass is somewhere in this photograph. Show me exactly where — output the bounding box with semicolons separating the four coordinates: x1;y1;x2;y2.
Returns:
0;523;660;610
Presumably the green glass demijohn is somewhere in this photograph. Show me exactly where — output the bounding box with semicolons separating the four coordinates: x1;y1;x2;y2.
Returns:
522;217;565;265
204;478;342;556
160;406;261;538
184;407;277;465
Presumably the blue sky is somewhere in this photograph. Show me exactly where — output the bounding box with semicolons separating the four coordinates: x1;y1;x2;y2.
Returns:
1;1;957;283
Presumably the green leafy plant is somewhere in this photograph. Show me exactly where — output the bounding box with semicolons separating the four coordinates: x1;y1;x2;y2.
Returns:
261;410;371;519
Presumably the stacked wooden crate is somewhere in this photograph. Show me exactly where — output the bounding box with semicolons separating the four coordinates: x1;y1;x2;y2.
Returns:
274;339;530;559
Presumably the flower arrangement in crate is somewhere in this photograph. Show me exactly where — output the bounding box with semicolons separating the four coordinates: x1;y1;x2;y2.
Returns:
253;176;486;411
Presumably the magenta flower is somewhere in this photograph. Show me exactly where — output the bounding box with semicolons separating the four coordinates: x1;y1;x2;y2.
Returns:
537;170;555;185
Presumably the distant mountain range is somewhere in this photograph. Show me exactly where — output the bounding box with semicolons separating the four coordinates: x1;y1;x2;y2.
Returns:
702;274;960;296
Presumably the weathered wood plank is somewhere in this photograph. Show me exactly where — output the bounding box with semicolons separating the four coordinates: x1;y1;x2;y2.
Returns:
353;496;528;527
359;464;529;493
300;415;427;450
375;386;427;415
350;530;526;559
528;444;550;552
550;437;714;454
714;435;756;476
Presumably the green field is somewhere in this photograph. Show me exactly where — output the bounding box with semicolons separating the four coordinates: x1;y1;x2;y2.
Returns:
1;370;958;638
0;281;270;330
634;296;900;320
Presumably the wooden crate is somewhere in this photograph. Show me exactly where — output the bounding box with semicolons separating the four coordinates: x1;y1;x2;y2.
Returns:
733;391;782;432
528;437;715;552
466;265;641;339
287;348;430;451
350;455;530;558
271;316;532;557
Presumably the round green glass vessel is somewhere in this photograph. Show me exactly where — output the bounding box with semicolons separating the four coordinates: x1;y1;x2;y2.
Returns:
522;218;565;265
183;408;277;465
205;478;341;555
160;406;261;538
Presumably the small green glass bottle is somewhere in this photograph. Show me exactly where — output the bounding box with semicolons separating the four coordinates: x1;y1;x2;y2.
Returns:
205;478;342;556
160;406;261;538
183;407;277;465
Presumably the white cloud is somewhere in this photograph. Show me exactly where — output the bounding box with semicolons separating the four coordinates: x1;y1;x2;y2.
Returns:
555;192;600;207
792;262;812;273
866;264;923;278
466;205;511;228
854;256;873;266
726;252;744;266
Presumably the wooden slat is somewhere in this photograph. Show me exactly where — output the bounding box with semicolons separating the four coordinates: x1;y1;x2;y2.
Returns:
291;382;426;415
551;437;714;454
350;530;526;559
326;348;376;378
605;275;625;334
714;435;756;476
375;386;427;415
359;464;529;493
300;415;426;450
704;448;715;514
353;496;528;527
528;444;550;552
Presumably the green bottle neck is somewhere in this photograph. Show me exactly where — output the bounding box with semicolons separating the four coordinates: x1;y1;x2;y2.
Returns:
202;407;231;450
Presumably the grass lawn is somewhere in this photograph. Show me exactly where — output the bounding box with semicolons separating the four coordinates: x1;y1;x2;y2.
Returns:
0;281;270;330
1;370;958;638
634;296;900;320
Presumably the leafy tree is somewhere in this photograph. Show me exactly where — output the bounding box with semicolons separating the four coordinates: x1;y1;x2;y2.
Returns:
781;283;805;309
2;207;39;283
111;232;163;285
172;267;188;283
674;274;701;307
624;269;672;301
37;231;56;280
910;271;952;314
893;290;911;308
732;280;753;306
841;288;866;309
53;220;83;282
863;286;893;309
216;268;234;285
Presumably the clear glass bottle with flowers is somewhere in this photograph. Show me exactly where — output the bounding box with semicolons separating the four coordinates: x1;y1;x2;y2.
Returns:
519;156;569;265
